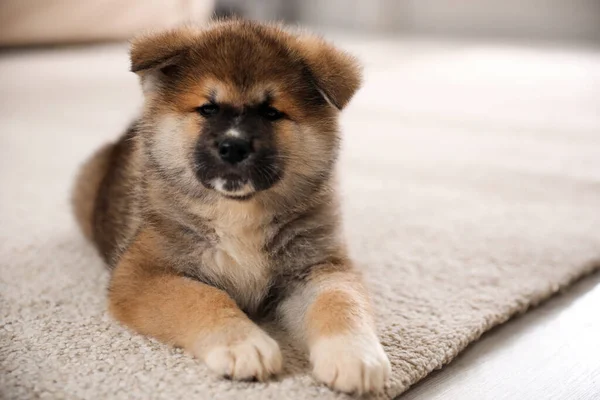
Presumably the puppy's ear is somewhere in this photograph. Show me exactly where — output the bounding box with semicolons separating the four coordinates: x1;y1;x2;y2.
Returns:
295;35;362;110
129;27;198;91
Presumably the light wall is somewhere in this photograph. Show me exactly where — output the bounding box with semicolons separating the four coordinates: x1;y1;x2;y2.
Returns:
220;0;600;43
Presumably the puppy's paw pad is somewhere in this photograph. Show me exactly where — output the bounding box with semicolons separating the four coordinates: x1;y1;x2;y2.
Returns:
310;333;391;394
205;329;282;381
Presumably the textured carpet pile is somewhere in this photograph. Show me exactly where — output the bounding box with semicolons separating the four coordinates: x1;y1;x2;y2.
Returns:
1;41;599;399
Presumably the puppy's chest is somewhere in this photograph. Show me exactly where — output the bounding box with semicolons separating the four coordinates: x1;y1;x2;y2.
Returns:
199;217;274;312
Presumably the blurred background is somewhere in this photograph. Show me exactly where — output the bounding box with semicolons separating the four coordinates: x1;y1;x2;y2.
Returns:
1;0;599;45
219;0;600;43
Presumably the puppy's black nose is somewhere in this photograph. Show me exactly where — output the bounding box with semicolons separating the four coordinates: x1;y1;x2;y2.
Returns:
217;138;252;164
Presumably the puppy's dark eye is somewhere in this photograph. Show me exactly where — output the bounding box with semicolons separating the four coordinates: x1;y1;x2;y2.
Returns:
260;106;284;121
197;104;220;117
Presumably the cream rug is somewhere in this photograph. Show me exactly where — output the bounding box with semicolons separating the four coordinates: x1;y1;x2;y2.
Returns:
1;39;600;399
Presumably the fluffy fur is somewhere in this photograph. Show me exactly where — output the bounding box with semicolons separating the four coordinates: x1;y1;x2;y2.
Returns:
72;19;390;394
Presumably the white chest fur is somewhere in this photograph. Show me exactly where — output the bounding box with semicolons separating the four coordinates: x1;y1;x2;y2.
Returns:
197;201;272;312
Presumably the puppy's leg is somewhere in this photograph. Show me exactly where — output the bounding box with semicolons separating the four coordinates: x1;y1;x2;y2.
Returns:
278;264;391;394
108;229;282;381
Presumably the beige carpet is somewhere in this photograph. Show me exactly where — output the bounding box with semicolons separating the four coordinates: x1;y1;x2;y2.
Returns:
1;39;600;399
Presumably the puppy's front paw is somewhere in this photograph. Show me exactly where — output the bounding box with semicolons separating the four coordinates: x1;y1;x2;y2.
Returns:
310;332;391;394
199;324;282;381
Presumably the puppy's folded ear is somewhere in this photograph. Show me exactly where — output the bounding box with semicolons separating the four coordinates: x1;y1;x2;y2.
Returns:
129;27;199;92
295;35;362;110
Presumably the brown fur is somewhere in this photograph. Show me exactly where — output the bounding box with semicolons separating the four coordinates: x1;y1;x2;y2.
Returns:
72;19;389;393
305;270;373;341
71;144;114;239
108;228;249;350
307;290;361;337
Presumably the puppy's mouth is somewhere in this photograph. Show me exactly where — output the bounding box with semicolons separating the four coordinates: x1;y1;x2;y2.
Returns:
194;147;284;199
210;175;256;200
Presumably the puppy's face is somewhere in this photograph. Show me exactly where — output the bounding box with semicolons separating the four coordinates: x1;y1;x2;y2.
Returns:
192;90;287;199
133;21;361;201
